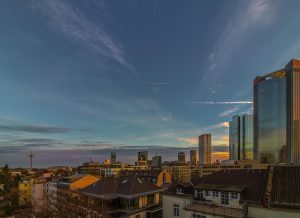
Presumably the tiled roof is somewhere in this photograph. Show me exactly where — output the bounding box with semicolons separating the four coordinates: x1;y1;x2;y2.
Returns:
120;169;163;178
80;175;163;199
197;169;269;203
270;166;300;209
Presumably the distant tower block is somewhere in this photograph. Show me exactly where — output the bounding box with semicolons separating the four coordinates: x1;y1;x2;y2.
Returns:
111;151;116;164
29;152;33;170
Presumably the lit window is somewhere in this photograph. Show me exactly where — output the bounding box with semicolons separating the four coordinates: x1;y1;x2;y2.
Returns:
173;204;179;217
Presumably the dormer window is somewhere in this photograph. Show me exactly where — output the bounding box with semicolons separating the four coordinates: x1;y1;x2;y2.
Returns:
176;187;183;195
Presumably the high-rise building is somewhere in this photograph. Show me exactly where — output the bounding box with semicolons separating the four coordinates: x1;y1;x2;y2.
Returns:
254;59;300;164
178;152;186;163
152;155;162;168
229;114;253;160
111;152;116;164
190;150;198;165
199;134;211;164
138;151;148;161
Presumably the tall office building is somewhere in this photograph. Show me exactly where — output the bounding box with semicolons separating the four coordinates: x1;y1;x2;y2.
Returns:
152;155;162;168
229;114;253;160
178;152;186;163
190;150;198;165
111;152;116;164
199;134;211;164
138;151;148;161
254;59;300;164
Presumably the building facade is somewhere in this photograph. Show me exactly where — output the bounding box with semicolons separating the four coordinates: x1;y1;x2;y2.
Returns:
254;59;300;164
199;134;211;164
178;152;186;163
190;150;198;165
229;114;253;160
152;155;162;168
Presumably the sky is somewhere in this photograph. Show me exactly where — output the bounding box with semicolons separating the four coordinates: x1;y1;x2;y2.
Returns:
1;0;300;167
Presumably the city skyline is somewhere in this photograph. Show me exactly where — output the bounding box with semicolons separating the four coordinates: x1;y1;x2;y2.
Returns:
1;0;300;167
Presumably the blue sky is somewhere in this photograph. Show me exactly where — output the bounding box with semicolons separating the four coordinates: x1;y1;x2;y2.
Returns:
1;0;300;167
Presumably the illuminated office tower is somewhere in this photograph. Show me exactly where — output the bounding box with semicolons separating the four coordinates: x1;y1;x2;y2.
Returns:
190;150;198;165
199;134;211;164
254;59;300;164
229;114;253;160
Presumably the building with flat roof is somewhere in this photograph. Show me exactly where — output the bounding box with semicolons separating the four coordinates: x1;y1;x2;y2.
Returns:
190;150;198;165
229;114;253;160
199;134;211;164
254;59;300;164
178;152;186;163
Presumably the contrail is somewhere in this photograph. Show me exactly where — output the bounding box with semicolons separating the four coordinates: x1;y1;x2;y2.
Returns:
188;101;253;105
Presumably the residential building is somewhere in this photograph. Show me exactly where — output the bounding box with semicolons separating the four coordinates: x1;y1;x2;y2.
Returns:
77;175;164;217
163;166;300;218
229;114;253;160
120;169;171;187
254;59;300;164
163;162;191;183
199;134;211;164
190;150;198;165
178;152;186;163
152;155;162;168
19;180;32;207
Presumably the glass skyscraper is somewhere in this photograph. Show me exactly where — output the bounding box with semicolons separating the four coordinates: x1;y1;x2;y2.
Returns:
254;59;300;164
229;114;253;160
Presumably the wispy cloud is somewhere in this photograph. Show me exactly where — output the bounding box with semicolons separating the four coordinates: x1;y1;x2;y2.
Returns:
201;0;277;87
188;101;253;105
33;0;132;71
0;124;71;134
219;106;240;117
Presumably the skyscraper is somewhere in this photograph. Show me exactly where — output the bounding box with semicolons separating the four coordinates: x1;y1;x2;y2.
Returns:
190;150;198;165
178;152;186;163
138;151;148;161
254;59;300;164
199;134;211;164
229;114;253;160
152;155;162;168
111;151;116;164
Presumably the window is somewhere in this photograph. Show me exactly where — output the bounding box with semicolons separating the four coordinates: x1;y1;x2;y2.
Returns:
173;204;179;218
195;190;204;199
192;214;206;218
205;190;210;196
231;192;239;199
176;187;183;194
213;191;219;197
135;214;140;218
221;192;229;205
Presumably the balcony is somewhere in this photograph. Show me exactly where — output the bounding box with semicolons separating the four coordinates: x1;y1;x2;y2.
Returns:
184;200;247;218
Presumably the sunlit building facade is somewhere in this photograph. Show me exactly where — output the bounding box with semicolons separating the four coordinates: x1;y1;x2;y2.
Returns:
199;134;211;164
254;59;300;164
229;114;253;160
